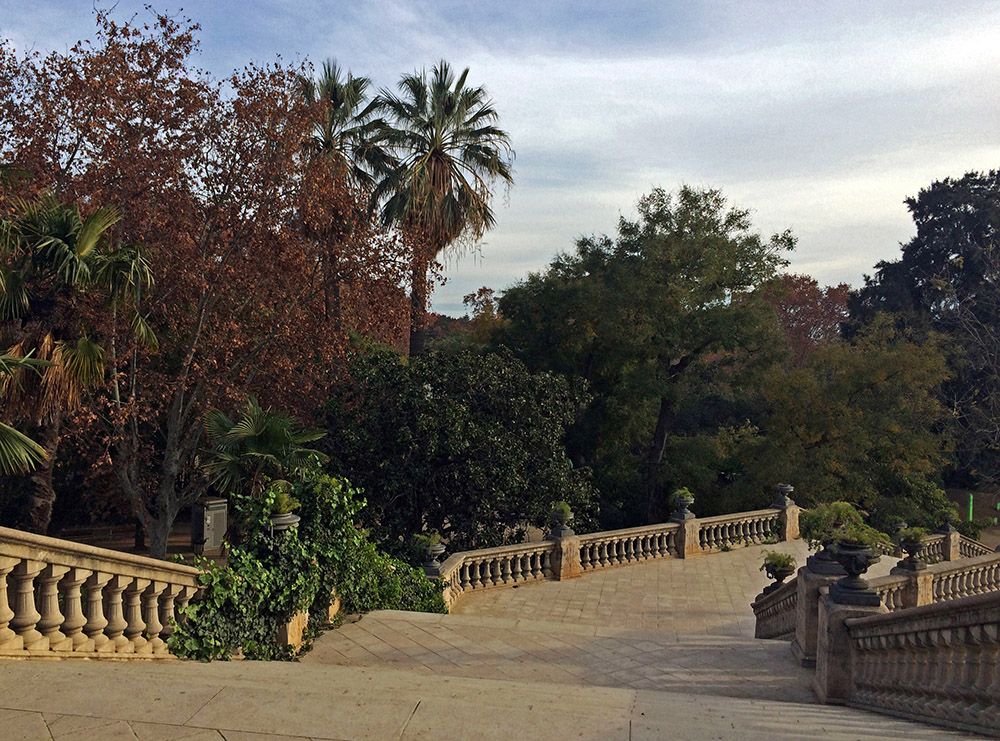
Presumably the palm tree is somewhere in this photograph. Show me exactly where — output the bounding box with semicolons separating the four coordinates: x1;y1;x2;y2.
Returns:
374;60;514;353
298;60;394;190
298;61;395;330
202;397;328;498
0;191;154;532
0;352;48;475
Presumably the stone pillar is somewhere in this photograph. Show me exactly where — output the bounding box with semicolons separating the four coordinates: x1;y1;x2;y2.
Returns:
773;484;801;542
550;532;582;579
941;525;962;561
36;563;72;651
10;559;46;651
791;564;843;667
278;610;309;651
0;557;23;651
813;590;885;704
671;510;701;559
58;567;94;652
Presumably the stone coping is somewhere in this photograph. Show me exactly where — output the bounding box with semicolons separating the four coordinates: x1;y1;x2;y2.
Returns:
577;521;680;543
750;574;797;611
0;525;201;583
695;508;782;525
438;539;556;577
845;589;1000;633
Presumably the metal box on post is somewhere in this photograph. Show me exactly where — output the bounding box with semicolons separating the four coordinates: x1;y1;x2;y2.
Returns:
192;497;227;556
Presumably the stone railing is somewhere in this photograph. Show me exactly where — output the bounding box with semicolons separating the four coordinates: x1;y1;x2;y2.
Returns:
841;591;1000;736
435;541;558;610
958;535;994;559
432;501;800;610
867;574;909;612
578;522;679;571
0;526;200;659
751;578;797;639
696;508;782;553
931;551;1000;602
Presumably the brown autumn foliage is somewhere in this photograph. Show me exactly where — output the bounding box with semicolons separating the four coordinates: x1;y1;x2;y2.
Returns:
0;11;413;554
760;274;850;365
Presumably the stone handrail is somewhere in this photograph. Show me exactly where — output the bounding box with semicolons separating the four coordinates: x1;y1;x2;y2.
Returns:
578;522;679;571
958;534;994;559
436;540;558;609
867;574;909;612
0;525;200;659
751;577;797;639
930;551;1000;602
696;508;782;553
843;591;1000;736
432;502;801;610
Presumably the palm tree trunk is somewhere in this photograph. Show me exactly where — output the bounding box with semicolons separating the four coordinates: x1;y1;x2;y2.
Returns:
409;256;430;355
24;414;62;534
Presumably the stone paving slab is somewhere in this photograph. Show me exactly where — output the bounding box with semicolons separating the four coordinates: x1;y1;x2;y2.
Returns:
0;658;976;740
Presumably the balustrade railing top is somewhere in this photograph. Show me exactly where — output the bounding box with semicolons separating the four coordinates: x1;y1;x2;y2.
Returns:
0;526;200;659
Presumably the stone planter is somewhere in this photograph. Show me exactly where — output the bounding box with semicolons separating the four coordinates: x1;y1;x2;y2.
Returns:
829;541;880;606
894;538;927;572
762;564;795;595
424;542;446;570
806;543;847;576
549;508;575;538
269;513;300;532
670;496;695;522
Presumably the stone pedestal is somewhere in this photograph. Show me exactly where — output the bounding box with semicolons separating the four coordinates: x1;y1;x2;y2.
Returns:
813;591;885;704
278;610;309;651
550;533;582;579
791;566;841;666
671;515;701;559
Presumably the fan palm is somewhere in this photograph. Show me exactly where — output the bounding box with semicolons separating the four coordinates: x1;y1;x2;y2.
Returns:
203;397;328;497
0;190;154;532
374;60;514;353
0;353;48;475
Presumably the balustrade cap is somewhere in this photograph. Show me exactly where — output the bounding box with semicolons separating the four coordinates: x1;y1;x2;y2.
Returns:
845;589;1000;632
0;526;201;583
695;508;782;525
751;575;797;611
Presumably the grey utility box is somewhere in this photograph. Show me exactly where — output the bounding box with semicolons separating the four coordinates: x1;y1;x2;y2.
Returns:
192;497;227;556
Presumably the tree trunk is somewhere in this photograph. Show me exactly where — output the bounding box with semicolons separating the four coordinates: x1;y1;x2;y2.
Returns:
24;414;62;534
409;256;430;355
146;512;173;560
643;396;673;522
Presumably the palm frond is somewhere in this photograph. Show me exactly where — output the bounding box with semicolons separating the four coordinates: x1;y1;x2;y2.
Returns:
0;421;47;475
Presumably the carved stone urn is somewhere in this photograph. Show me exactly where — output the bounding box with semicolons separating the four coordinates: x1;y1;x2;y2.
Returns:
549;506;575;538
269;513;300;532
762;564;796;595
894;537;927;572
806;541;847;576
828;541;880;606
425;542;446;570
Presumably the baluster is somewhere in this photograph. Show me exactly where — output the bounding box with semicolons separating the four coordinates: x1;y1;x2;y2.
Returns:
0;557;23;650
597;542;607;567
541;552;553;578
123;577;152;654
142;581;168;654
579;545;590;571
36;564;71;651
622;538;632;563
10;559;46;650
488;559;499;586
104;574;133;652
499;557;511;585
83;571;114;652
510;554;522;582
459;562;470;590
158;583;181;646
530;552;541;578
59;567;93;652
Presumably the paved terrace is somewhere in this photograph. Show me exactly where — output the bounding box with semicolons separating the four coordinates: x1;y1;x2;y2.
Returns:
1;540;978;739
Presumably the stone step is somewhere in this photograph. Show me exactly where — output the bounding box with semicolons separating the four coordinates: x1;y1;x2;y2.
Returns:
0;652;976;740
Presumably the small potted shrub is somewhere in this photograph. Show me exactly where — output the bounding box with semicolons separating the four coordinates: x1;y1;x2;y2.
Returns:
760;551;797;595
826;518;891;606
799;501;865;575
670;487;695;520
549;501;574;537
413;530;445;568
267;481;301;531
893;526;929;572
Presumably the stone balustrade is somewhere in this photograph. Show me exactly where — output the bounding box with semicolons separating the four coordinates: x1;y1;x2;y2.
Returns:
751;577;797;639
931;551;1000;602
578;522;679;571
0;525;200;659
958;535;994;559
434;503;799;610
696;509;782;553
842;591;1000;736
435;541;558;609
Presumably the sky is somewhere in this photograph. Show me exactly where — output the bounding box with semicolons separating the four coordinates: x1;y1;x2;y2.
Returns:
3;1;1000;315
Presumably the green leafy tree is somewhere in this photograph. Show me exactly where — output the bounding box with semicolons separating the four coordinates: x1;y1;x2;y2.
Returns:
851;171;1000;487
324;345;596;550
375;61;514;352
498;186;792;524
748;316;955;530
